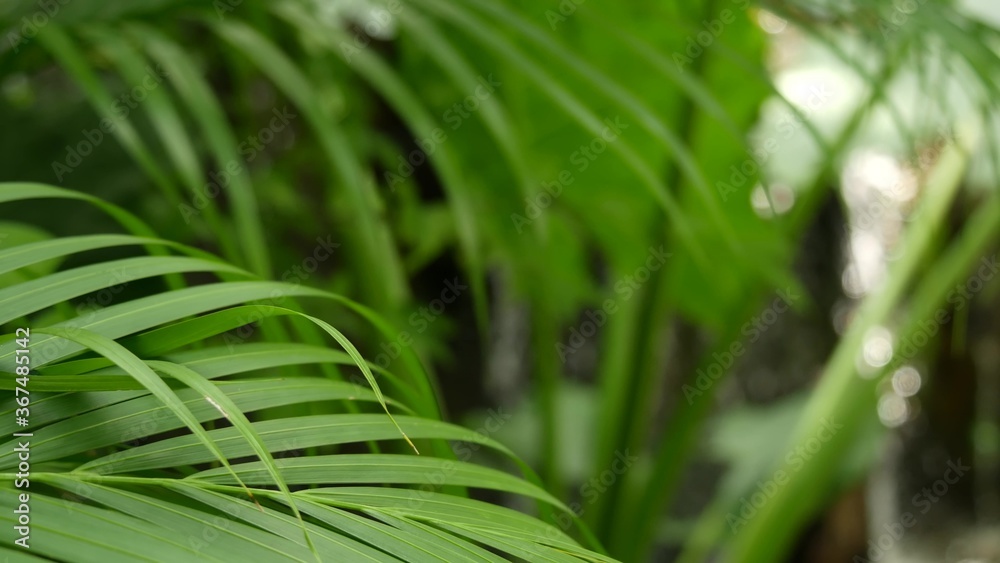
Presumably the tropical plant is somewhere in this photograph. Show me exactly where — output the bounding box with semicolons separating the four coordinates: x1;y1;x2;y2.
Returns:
1;0;1000;561
0;183;612;562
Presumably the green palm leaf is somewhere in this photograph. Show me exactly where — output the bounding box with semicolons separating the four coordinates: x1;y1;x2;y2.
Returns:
0;182;606;562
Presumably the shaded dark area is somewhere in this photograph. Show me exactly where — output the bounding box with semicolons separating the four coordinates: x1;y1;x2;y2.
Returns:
1;1;1000;562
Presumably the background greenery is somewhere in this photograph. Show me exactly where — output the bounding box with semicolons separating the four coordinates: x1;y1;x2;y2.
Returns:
1;0;999;561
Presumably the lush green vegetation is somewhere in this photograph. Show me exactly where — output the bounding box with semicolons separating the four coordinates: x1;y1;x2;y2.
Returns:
1;0;999;561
